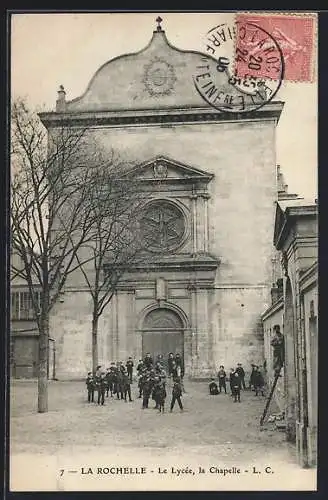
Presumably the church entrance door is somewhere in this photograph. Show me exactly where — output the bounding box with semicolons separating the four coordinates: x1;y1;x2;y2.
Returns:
142;308;184;369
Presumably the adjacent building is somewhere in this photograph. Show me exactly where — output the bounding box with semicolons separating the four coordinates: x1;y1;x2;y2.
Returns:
262;197;318;467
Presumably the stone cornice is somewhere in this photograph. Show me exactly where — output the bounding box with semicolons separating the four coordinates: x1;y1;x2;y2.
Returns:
38;102;284;129
274;205;317;251
261;296;284;321
104;254;219;273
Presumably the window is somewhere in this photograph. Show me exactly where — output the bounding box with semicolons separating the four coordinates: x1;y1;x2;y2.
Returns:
11;291;41;320
140;200;186;253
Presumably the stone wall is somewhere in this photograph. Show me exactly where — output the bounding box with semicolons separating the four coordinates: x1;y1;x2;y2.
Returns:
50;117;278;379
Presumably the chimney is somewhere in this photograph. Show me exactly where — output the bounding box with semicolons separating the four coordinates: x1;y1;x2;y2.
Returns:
271;279;283;305
56;85;66;112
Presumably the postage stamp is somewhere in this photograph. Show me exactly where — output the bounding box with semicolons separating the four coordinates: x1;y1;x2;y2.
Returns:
235;13;316;82
193;19;284;113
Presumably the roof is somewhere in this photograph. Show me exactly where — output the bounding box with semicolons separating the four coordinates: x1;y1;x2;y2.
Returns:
49;26;284;118
277;198;317;212
273;199;318;250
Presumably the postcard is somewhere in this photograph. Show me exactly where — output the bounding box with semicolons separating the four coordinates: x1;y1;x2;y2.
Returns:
9;11;318;492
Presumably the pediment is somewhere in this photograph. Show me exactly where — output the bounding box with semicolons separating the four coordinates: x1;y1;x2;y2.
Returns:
126;156;213;184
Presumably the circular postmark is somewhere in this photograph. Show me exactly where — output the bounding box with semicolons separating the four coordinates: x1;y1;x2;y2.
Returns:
193;20;285;113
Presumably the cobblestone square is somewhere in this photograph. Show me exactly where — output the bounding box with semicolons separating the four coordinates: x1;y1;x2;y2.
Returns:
10;379;316;491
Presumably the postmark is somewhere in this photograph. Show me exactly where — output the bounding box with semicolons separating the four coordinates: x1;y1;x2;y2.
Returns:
236;13;316;83
193;19;284;113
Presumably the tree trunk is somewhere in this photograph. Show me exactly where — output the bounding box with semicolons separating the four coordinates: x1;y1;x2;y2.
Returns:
92;315;99;374
38;313;49;413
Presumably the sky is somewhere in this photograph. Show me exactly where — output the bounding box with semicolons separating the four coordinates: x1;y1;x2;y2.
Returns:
11;12;318;199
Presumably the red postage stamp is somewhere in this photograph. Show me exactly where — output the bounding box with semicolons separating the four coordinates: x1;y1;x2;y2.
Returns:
235;13;316;82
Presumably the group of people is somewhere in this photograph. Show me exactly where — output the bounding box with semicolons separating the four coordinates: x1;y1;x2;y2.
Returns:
85;357;134;406
86;354;267;409
136;352;184;412
209;363;266;402
85;352;185;413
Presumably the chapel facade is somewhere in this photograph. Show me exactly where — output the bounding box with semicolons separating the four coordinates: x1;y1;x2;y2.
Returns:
39;21;284;379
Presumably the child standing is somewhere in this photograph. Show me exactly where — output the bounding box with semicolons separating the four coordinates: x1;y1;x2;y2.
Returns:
122;369;133;402
95;369;106;405
126;357;134;383
230;370;241;403
142;374;152;409
157;380;166;413
217;365;227;393
86;372;94;403
170;377;184;412
254;367;265;396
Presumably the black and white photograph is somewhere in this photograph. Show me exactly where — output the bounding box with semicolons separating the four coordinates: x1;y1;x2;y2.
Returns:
9;11;318;491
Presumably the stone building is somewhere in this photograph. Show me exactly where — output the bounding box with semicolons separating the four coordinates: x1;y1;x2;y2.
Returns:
10;251;56;379
261;171;299;411
262;198;318;467
28;22;285;379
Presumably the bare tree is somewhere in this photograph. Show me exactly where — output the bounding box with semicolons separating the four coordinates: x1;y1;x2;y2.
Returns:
10;99;105;413
70;154;153;373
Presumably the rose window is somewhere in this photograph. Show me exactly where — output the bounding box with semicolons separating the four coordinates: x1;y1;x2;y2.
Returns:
141;201;185;252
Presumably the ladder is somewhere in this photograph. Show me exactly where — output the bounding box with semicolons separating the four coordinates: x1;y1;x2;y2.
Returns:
260;365;283;426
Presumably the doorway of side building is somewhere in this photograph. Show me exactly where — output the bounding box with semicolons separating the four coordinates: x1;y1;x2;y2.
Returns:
142;308;184;370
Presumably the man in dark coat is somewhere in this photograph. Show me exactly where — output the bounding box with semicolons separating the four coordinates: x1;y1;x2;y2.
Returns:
235;363;246;390
217;365;227;393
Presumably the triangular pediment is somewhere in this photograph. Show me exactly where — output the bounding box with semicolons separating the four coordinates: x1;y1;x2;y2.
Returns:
127;156;213;183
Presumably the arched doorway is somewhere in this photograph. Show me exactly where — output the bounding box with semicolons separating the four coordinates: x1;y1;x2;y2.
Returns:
142;308;184;367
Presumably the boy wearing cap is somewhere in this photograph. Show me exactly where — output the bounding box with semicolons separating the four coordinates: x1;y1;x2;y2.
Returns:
126;357;134;383
85;371;94;403
217;365;227;394
170;376;184;412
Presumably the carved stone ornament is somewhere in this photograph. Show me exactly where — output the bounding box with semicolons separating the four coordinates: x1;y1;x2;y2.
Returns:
143;57;177;97
153;162;168;179
141;200;185;252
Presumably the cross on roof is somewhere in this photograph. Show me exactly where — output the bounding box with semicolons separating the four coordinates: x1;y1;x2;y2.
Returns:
156;16;163;31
